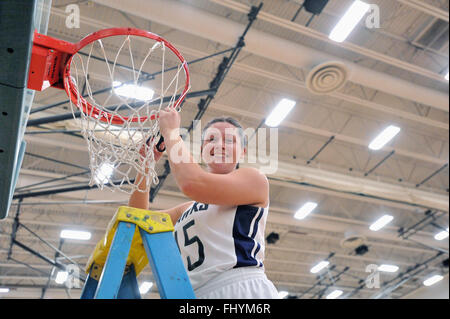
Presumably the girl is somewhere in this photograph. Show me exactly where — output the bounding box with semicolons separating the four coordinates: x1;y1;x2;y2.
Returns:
128;107;279;299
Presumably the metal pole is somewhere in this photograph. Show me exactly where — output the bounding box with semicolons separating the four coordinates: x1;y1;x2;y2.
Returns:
15;170;90;192
416;163;448;188
312;266;348;299
8;256;52;277
371;252;444;299
291;4;304;21
7;198;23;260
405;237;448;254
10;199;127;206
12;239;66;270
398;209;442;240
364;150;395;176
306;135;335;164
13;178;134;200
27;88;217;127
150;3;263;202
41;239;64;299
19;223;84;270
11;239;86;284
24;152;88;171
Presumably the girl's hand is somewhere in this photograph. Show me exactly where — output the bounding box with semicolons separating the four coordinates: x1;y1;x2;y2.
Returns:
139;137;165;163
159;107;181;140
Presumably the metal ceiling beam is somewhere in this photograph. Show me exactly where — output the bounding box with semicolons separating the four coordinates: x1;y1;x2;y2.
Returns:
0;208;438;257
3;209;444;263
212;0;448;83
208;100;448;166
395;0;449;22
13;169;448;245
93;0;449;111
19;123;449;212
47;7;449;131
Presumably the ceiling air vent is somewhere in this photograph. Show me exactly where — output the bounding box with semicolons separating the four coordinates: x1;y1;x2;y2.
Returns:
306;61;349;95
340;231;367;250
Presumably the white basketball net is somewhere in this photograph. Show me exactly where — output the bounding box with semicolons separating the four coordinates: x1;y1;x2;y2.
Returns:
67;34;188;194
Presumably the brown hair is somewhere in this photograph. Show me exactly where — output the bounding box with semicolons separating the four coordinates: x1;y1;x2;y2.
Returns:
201;117;247;149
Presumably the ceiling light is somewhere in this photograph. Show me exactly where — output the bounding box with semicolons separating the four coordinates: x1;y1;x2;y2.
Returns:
378;264;399;272
294;202;318;220
434;227;449;241
445;72;449;81
329;0;371;42
113;81;154;101
94;162;114;185
368;125;400;150
0;288;9;293
55;271;68;284
278;291;289;299
326;289;343;299
265;98;296;127
139;281;153;294
369;215;393;231
310;260;330;273
60;229;91;241
423;274;443;286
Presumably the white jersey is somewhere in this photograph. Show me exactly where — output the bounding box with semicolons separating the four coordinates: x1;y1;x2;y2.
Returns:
174;201;269;291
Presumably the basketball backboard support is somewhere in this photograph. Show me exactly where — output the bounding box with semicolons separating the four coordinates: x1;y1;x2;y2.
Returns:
0;0;51;219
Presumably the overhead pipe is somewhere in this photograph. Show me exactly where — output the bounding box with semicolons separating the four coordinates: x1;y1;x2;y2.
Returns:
93;0;449;112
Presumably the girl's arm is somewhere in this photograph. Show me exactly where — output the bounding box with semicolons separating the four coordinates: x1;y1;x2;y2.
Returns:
159;109;269;207
128;140;193;224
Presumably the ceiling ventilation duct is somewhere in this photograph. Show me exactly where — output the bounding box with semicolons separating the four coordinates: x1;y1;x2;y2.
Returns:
306;61;349;95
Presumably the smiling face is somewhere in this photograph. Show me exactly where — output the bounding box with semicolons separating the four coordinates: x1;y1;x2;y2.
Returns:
201;121;245;174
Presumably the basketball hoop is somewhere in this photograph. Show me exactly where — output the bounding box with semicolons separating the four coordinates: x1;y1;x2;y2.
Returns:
27;28;190;193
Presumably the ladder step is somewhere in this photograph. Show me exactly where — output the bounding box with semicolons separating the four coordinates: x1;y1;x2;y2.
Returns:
81;207;196;299
140;229;196;299
95;222;136;299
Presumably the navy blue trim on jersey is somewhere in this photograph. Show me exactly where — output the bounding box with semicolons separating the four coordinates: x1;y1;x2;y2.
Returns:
232;205;265;268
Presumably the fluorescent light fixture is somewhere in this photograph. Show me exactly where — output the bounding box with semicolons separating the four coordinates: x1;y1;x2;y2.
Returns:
445;72;449;81
60;229;91;241
294;202;318;220
423;275;443;287
265;98;296;127
94;162;114;184
113;81;154;101
329;0;371;42
139;281;153;294
368;125;401;150
0;288;9;293
369;215;393;231
278;291;289;299
326;289;343;299
434;227;449;241
310;260;330;274
378;264;399;273
55;271;68;284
